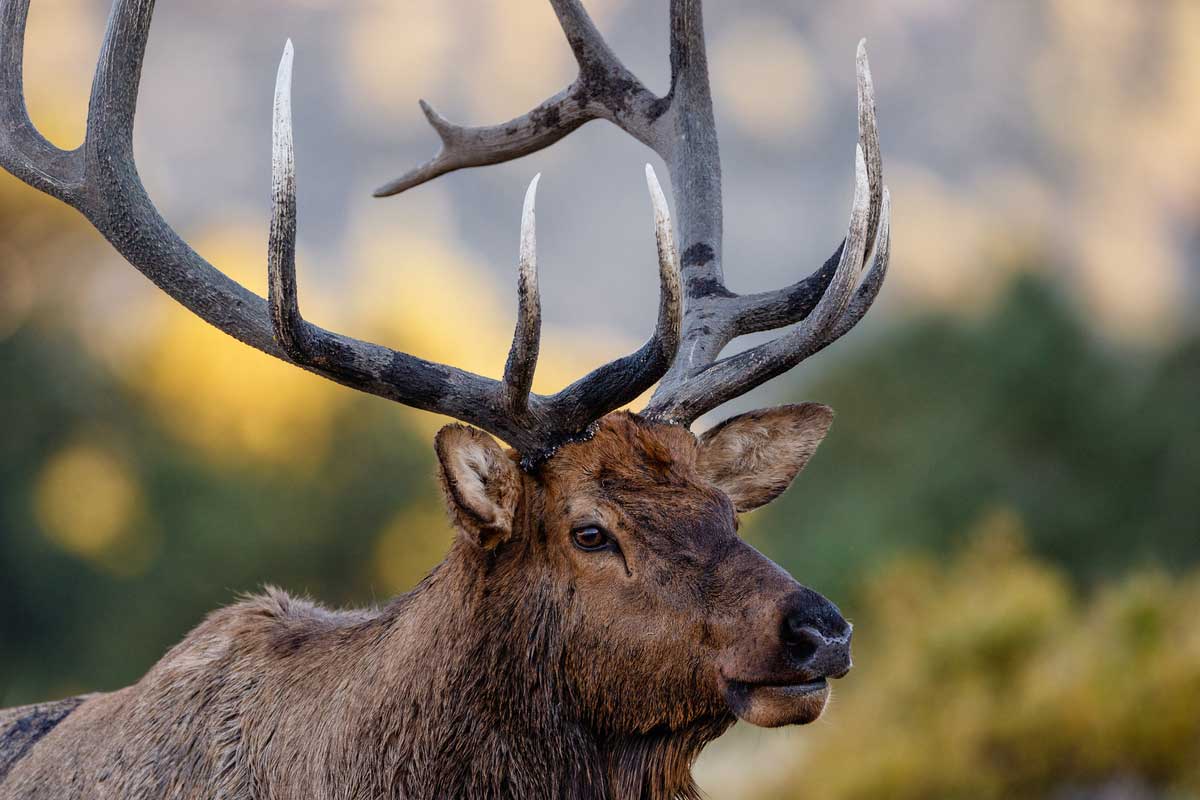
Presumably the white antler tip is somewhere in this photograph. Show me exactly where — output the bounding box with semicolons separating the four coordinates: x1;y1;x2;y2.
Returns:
519;174;539;268
857;39;871;67
856;39;873;78
850;144;870;211
644;164;669;214
523;173;541;214
276;40;295;90
644;163;661;190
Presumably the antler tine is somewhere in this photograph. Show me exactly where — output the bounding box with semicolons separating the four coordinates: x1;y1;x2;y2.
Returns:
269;39;681;456
643;40;890;424
830;186;890;341
646;164;682;325
263;42;560;438
857;39;884;259
4;0;890;459
727;40;884;337
40;0;552;454
502;174;543;414
542;164;681;434
645;145;875;426
373;89;594;199
385;13;891;428
268;40;307;361
1;0;695;462
375;0;659;199
0;0;82;199
375;0;720;424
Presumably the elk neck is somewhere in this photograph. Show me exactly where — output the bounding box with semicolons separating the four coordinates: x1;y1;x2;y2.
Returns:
337;501;731;798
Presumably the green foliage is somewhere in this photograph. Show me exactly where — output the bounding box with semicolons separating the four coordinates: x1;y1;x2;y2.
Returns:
0;325;437;704
757;276;1200;599
761;532;1200;799
2;268;1198;800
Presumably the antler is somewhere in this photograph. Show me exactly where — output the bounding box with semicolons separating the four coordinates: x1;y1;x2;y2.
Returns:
0;0;683;460
379;1;892;428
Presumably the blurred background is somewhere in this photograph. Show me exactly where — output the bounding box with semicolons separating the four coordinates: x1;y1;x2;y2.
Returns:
2;0;1199;797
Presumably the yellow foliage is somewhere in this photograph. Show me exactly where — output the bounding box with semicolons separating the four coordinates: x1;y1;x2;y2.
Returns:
734;530;1200;800
1030;0;1200;341
371;505;456;595
17;0;98;148
350;225;646;441
99;216;640;465
0;242;36;341
34;440;158;576
884;163;1052;316
126;224;346;468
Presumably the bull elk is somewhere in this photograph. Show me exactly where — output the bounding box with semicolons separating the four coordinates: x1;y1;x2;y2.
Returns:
0;0;892;797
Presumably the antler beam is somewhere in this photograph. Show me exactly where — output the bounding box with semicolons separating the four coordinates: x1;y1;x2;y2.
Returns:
1;0;888;454
374;0;662;199
377;2;891;427
0;0;683;461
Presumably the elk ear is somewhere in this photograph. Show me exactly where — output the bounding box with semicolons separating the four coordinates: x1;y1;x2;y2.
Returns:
697;404;834;512
434;424;523;549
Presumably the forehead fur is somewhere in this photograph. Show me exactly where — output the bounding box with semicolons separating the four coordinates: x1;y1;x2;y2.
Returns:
541;412;700;487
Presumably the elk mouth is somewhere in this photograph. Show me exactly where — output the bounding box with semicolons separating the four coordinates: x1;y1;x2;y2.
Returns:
721;677;831;728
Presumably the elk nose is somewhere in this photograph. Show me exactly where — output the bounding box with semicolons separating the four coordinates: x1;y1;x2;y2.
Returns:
781;593;853;680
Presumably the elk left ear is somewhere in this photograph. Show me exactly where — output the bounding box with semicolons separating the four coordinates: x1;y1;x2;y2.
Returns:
434;424;523;549
697;404;834;512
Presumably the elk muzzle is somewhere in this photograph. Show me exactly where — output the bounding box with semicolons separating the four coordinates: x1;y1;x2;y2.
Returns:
716;559;853;728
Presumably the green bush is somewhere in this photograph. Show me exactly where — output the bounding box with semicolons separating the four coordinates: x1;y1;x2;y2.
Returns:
756;276;1200;600
761;532;1200;800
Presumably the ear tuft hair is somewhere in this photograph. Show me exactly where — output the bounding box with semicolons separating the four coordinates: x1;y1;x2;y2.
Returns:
434;424;523;549
697;404;834;512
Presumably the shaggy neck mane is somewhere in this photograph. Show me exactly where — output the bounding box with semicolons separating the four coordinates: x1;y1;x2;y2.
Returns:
333;539;731;799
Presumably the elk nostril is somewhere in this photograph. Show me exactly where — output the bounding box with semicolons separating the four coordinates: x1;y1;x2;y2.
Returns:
781;618;821;663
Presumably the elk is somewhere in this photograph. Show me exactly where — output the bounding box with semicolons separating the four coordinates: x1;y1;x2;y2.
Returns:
0;0;891;797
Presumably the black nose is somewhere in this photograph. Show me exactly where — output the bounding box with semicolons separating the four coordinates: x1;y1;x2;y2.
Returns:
780;590;853;679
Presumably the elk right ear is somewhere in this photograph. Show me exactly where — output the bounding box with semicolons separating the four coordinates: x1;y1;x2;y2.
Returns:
696;404;835;512
434;425;523;549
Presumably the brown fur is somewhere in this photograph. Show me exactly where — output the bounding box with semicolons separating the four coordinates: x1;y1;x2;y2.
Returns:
1;411;842;799
698;403;835;511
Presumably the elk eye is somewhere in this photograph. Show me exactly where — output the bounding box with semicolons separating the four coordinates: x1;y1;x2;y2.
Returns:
571;525;610;552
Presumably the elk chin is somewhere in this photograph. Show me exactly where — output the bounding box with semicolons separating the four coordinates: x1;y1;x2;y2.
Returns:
721;677;831;728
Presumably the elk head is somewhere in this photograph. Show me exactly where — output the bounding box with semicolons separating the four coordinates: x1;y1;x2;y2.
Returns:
0;0;890;740
435;408;852;733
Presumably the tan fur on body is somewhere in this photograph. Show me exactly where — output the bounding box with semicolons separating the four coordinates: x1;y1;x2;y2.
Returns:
1;410;845;799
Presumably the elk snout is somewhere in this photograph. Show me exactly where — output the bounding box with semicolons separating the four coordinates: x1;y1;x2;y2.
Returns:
780;589;853;680
718;582;853;729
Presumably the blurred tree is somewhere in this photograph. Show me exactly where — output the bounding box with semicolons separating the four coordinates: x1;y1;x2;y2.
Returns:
0;323;439;704
2;268;1197;718
758;274;1200;600
751;532;1200;800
